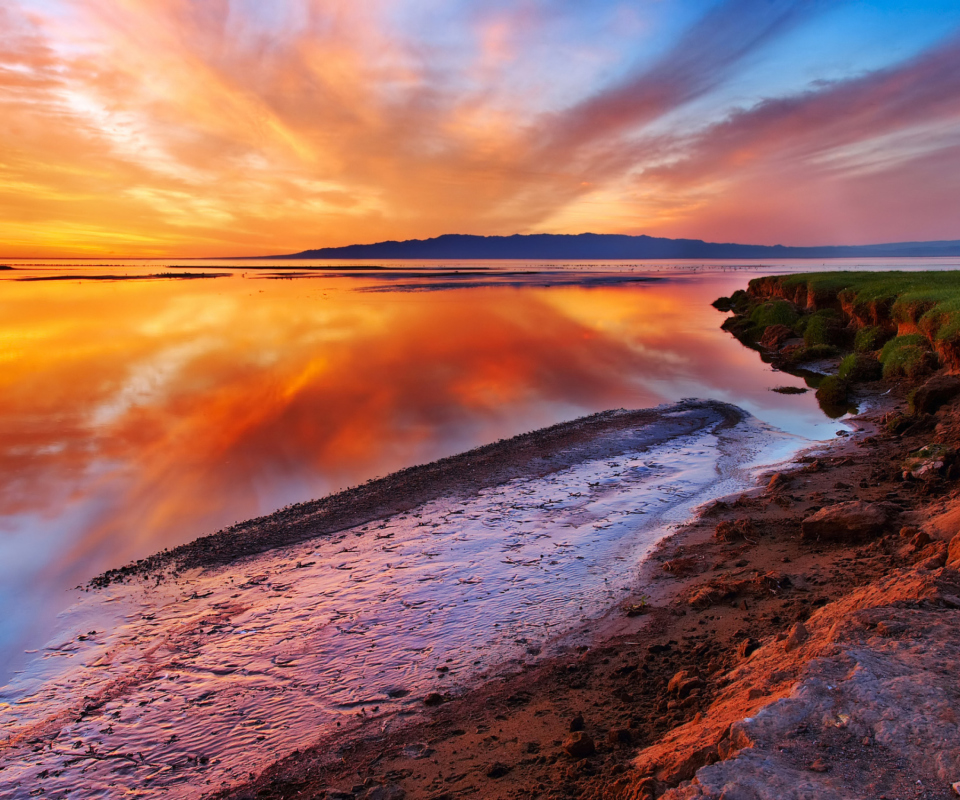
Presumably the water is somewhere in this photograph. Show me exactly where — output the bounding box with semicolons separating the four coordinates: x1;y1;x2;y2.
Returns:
0;257;953;797
0;405;798;798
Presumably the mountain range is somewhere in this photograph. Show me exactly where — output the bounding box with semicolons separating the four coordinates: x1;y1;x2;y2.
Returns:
261;233;960;260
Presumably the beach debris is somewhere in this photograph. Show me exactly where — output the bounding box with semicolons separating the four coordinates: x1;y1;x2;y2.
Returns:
902;443;955;480
662;556;699;577
766;472;789;491
714;518;756;543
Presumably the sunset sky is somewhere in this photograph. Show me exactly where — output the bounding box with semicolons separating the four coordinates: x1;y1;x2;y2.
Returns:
3;0;960;257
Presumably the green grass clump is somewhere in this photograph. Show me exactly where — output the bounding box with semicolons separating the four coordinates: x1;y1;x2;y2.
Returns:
750;271;960;349
854;326;890;353
749;300;799;330
802;309;843;347
784;344;839;364
879;334;936;379
815;375;849;416
838;353;882;383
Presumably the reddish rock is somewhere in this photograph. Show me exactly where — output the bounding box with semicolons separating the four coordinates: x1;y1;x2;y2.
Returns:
667;670;703;697
484;761;511;778
784;621;809;652
948;531;960;569
759;324;795;350
910;374;960;415
562;731;596;759
801;501;901;542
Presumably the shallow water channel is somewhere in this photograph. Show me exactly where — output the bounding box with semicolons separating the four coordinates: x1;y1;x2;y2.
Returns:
0;403;802;798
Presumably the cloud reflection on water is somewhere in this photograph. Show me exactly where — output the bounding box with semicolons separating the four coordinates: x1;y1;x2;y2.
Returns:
0;270;824;670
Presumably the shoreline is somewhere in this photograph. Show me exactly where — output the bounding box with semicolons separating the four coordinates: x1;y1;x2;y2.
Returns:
3;399;810;799
213;373;960;800
90;400;750;587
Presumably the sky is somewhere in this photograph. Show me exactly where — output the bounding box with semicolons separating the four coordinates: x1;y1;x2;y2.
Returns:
3;0;960;257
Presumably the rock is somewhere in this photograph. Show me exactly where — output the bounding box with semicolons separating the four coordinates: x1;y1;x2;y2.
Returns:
809;758;830;773
911;374;960;415
784;622;809;652
667;670;703;697
484;761;511;778
737;638;761;658
562;731;596;759
401;742;434;759
876;620;908;637
801;501;901;542
569;714;585;732
911;531;932;549
658;744;720;784
607;728;633;746
948;531;960;569
759;324;794;350
952;780;960;797
423;693;445;707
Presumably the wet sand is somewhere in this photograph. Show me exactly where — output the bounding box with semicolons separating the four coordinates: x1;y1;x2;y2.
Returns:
209;379;960;800
0;400;809;799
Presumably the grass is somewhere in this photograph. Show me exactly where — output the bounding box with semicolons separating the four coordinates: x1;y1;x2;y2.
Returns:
838;353;883;382
749;300;800;329
854;325;890;353
814;375;849;417
751;271;960;346
801;309;843;347
879;334;935;379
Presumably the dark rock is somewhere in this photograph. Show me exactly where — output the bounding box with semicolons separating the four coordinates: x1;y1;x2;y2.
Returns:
562;732;596;759
737;638;761;658
484;761;511;778
569;714;585;732
910;374;960;415
423;693;445;707
607;728;633;746
800;501;901;542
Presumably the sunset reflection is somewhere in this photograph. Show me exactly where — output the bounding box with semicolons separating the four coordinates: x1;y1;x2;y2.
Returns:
0;269;826;668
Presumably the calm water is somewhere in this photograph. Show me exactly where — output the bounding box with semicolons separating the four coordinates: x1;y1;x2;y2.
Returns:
1;257;956;677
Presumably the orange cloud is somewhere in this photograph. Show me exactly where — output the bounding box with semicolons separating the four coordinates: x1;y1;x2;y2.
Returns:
2;1;960;256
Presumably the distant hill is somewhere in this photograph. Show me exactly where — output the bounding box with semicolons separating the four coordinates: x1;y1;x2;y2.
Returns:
259;233;960;260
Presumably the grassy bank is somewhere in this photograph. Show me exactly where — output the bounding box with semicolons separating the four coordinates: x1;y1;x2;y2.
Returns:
715;270;960;416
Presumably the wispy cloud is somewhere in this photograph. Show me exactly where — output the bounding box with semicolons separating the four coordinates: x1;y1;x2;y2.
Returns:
1;0;959;255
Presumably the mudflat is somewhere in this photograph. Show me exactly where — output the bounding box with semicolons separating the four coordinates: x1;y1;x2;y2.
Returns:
213;367;960;800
